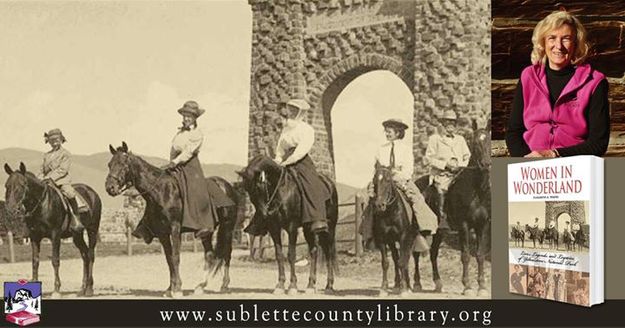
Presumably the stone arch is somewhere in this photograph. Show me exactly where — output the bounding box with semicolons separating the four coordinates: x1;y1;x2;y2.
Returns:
545;201;585;232
307;53;413;172
246;0;490;179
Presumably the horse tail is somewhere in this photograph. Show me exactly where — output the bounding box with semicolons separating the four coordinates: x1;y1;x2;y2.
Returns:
320;175;339;275
208;177;239;276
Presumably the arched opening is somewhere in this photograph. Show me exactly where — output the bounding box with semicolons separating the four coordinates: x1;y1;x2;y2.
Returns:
328;70;413;190
556;213;572;234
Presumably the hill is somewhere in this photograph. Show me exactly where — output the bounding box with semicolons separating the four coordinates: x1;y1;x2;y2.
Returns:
0;148;360;209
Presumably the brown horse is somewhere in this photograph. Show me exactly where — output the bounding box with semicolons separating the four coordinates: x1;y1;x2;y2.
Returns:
4;162;101;297
237;155;338;294
415;122;491;296
370;164;418;297
105;142;239;297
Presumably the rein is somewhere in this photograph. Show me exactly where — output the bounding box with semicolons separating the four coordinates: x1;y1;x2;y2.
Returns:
109;155;168;198
263;167;286;216
22;182;48;218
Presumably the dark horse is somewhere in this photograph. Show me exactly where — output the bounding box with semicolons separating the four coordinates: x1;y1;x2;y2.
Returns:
4;162;102;297
415;123;491;296
371;164;419;297
525;225;544;249
511;227;525;247
105;142;239;297
237;155;338;294
543;226;559;250
573;228;587;252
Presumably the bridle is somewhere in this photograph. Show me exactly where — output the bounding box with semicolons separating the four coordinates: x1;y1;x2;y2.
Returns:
374;167;398;210
259;167;286;216
8;176;48;218
108;155;167;197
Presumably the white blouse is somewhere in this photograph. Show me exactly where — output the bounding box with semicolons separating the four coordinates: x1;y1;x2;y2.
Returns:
275;120;315;166
375;139;414;181
170;128;203;165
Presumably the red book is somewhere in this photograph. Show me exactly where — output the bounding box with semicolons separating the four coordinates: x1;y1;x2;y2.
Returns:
5;311;40;326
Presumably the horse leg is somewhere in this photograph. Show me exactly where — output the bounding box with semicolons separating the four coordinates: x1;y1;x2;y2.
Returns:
390;243;402;293
51;236;62;298
271;229;286;294
303;228;317;294
194;232;214;295
169;223;183;298
85;229;97;297
399;235;414;297
460;222;475;296
379;243;389;297
72;233;90;296
476;224;490;297
430;232;444;292
31;238;41;281
412;252;422;292
322;230;336;294
158;235;178;298
286;228;299;295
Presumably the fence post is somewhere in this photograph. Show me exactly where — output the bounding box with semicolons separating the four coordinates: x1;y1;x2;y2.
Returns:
355;195;363;257
193;235;199;253
126;226;133;256
7;231;15;263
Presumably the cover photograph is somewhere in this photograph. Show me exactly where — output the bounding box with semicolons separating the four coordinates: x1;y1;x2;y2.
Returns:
507;156;604;306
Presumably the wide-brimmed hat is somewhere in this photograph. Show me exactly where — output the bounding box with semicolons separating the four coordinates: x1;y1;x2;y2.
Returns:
44;128;66;143
177;100;205;118
442;110;458;121
280;99;310;118
382;118;409;131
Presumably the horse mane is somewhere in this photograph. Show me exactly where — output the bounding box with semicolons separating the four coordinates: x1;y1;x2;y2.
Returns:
245;154;280;177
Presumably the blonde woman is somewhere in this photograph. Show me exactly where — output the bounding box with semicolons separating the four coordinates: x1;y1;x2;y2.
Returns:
505;11;609;157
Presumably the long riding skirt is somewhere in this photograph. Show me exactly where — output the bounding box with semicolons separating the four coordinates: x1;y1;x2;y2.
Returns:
287;155;330;224
171;155;233;231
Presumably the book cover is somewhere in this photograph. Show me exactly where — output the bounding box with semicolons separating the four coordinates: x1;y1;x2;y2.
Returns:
5;311;40;326
507;156;604;306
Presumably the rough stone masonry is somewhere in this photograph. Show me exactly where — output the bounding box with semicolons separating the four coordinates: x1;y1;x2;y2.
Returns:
247;0;490;178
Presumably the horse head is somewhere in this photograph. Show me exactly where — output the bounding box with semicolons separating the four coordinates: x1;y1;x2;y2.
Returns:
468;119;491;170
372;163;395;212
236;154;282;218
105;141;132;196
3;162;35;217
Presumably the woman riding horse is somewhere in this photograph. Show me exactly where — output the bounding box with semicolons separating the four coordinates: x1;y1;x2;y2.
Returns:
132;101;234;243
245;99;330;235
360;118;437;252
37;129;88;232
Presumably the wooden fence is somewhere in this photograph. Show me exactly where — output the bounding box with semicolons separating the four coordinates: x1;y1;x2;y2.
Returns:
2;196;366;262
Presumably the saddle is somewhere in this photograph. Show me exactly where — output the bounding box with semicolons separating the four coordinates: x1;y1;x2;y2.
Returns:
47;183;89;233
394;187;415;227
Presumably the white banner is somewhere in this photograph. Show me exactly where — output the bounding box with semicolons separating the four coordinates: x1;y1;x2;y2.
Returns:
509;248;589;273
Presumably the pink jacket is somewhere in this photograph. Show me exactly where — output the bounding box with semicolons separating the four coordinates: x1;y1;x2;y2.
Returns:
520;64;605;150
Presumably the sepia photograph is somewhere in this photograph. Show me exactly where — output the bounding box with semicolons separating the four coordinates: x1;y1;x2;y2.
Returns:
508;201;589;253
0;0;491;302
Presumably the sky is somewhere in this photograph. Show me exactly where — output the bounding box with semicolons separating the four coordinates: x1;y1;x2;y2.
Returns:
0;0;413;187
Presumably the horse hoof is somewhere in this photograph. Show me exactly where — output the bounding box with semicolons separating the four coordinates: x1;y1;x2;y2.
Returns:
463;288;477;297
287;288;298;296
324;288;335;295
220;287;230;294
478;288;490;298
305;288;316;295
163;290;172;298
194;287;205;296
171;291;183;299
51;292;61;299
81;288;94;297
412;285;423;293
273;288;285;295
378;290;388;297
434;280;444;293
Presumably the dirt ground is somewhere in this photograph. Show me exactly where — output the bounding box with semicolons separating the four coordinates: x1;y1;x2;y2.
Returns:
0;244;490;300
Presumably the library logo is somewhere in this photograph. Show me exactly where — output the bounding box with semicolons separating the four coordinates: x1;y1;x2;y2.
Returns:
4;279;41;326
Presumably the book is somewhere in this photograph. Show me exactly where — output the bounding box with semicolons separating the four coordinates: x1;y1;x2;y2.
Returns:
5;311;40;326
507;155;603;306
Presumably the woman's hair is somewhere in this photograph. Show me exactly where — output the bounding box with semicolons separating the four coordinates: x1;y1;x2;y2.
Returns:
386;126;406;140
531;11;590;65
